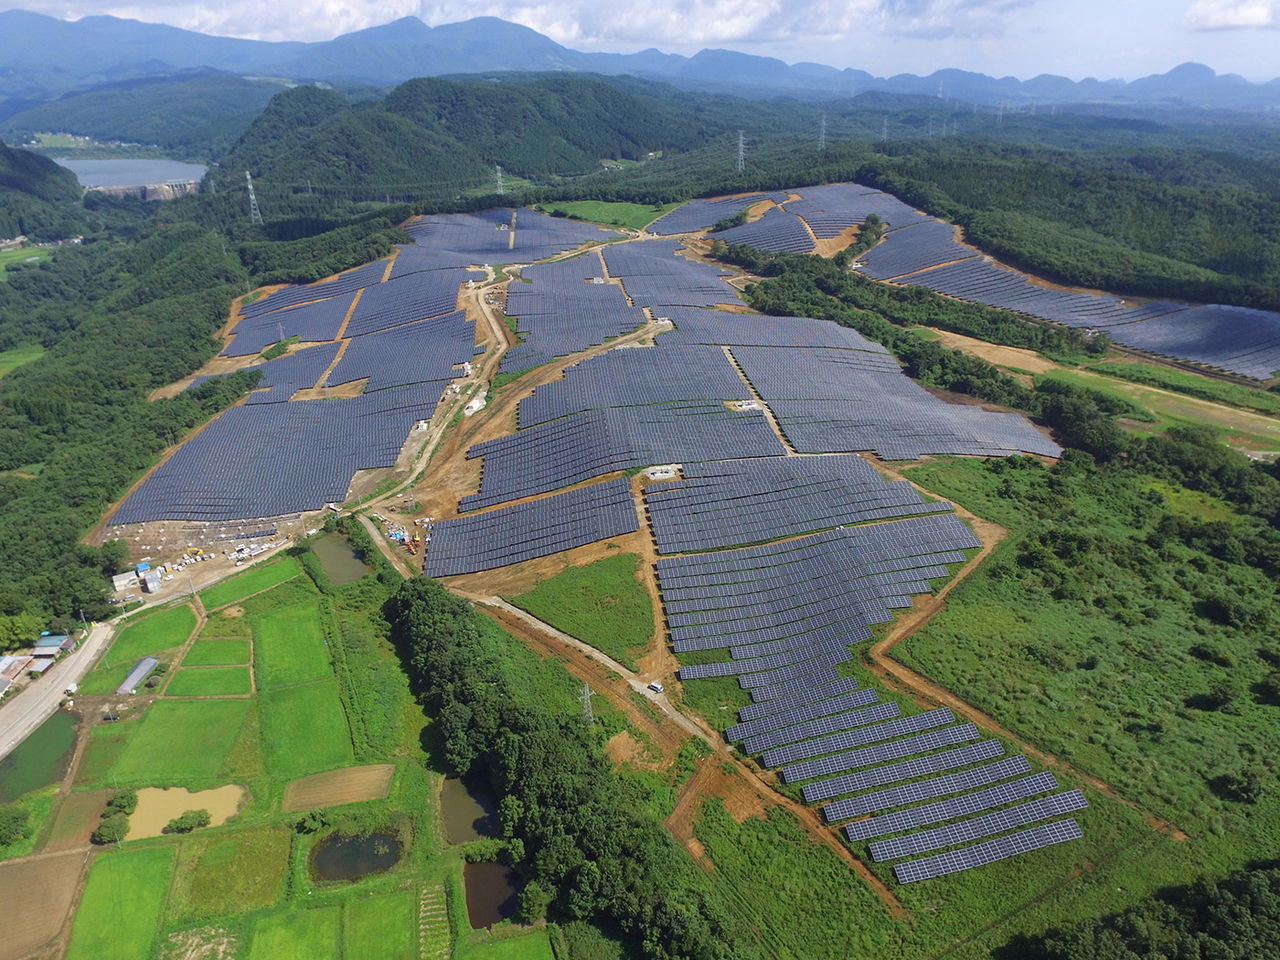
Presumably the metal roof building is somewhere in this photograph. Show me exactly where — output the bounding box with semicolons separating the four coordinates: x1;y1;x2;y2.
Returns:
117;657;159;695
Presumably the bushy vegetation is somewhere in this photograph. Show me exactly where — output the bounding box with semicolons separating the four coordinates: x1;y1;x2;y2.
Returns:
0;804;30;845
387;578;760;960
165;808;211;834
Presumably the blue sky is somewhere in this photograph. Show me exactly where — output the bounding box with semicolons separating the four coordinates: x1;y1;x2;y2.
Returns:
10;0;1278;80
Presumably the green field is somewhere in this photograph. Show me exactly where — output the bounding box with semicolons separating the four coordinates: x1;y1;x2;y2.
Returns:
344;891;418;959
66;846;175;960
171;828;291;921
536;200;680;231
165;666;252;697
509;553;654;670
109;700;250;784
0;787;56;860
259;680;353;778
0;248;53;283
1086;360;1280;416
461;931;557;959
246;905;341;960
80;603;197;694
200;556;301;609
0;342;45;376
183;639;251;666
76;723;132;786
252;602;332;689
199;610;253;639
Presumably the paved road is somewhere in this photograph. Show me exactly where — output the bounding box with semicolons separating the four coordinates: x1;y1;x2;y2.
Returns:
0;621;114;761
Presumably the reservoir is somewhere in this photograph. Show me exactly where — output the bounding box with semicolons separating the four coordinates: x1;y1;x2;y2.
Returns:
54;158;208;188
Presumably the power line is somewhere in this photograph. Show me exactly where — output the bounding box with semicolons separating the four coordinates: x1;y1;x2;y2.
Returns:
818;113;827;152
244;171;263;226
736;130;746;173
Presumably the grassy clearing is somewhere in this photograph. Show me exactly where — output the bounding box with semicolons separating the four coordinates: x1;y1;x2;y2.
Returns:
246;905;341;960
77;723;132;786
165;666;252;697
535;200;680;231
0;248;52;282
171;828;291;921
460;930;557;960
509;553;654;670
110;700;250;784
199;611;252;639
0;342;45;376
66;845;174;960
200;556;300;610
80;604;197;694
344;890;418;958
1145;479;1237;522
1086;360;1280;416
0;787;56;861
252;602;332;690
259;680;353;778
182;639;250;666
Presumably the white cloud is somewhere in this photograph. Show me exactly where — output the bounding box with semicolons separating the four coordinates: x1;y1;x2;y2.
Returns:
1185;0;1279;29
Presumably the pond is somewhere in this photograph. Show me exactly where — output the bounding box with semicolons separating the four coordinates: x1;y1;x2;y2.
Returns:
310;532;373;585
53;157;208;188
309;831;403;882
464;861;522;929
0;710;77;803
440;777;499;844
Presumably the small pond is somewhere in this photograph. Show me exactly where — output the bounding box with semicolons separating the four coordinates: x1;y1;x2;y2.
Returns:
310;532;373;585
464;861;522;929
441;777;499;844
0;710;77;803
310;831;403;882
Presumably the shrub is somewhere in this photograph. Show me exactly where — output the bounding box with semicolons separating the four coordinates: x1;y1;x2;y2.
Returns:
164;809;211;834
0;805;31;845
92;813;130;845
106;788;138;815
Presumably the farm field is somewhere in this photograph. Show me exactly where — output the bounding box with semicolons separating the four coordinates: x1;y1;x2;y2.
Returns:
109;699;250;784
509;553;654;670
343;891;418;959
165;665;252;696
259;679;353;778
182;638;251;665
246;905;341;960
169;827;292;921
78;603;197;694
200;555;301;609
66;846;175;960
252;601;332;688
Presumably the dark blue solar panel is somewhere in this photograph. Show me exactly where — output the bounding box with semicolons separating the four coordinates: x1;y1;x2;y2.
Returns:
858;219;977;279
222;293;355;357
716;207;815;254
327;310;475;392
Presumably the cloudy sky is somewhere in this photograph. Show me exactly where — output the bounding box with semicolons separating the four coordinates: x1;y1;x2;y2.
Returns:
9;0;1279;80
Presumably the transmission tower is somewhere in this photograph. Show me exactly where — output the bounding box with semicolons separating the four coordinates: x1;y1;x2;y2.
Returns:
735;130;745;173
244;171;263;226
495;165;505;196
880;116;888;144
818;113;827;152
580;682;595;725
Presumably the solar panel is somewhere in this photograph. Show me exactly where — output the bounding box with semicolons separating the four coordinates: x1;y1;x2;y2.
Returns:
823;755;1032;822
892;819;1083;883
762;709;955;769
802;740;1005;803
870;790;1088;862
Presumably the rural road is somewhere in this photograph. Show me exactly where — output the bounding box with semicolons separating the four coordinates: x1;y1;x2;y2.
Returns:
0;621;113;762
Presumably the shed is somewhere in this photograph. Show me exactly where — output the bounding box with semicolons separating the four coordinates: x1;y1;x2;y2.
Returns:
117;656;159;695
34;633;69;649
142;571;162;593
112;572;138;592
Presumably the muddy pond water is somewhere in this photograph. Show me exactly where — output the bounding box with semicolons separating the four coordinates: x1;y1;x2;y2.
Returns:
440;777;499;844
309;831;403;882
310;533;373;585
464;861;522;929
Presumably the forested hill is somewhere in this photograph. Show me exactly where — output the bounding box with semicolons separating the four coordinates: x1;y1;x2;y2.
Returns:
0;140;82;238
213;76;727;195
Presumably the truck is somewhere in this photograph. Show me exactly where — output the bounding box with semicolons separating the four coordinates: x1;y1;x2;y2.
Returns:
65;682;78;695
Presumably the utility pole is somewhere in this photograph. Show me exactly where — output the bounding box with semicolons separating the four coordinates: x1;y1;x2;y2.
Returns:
818;113;827;152
244;171;263;226
580;682;595;725
736;130;745;173
495;165;505;196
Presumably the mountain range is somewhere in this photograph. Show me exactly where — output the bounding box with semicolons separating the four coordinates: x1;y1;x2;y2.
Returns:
1;9;1279;111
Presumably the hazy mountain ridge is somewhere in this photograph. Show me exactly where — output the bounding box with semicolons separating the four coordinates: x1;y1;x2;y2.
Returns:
1;10;1277;111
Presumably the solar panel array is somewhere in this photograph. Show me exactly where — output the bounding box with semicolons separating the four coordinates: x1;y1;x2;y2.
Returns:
602;242;736;309
327;310;475;392
844;771;1059;841
1096;305;1280;380
647;194;787;235
741;700;897;754
222;293;356;357
238;260;387;320
736;675;863;722
502;254;646;374
783;723;981;785
402;208;619;268
645;455;955;554
661;306;887;351
461;401;786;510
726;346;1062;459
805;740;1006;802
519;344;750;427
421;478;639;576
715;207;816;254
657;516;980;662
342;268;468;338
763;709;957;769
871;790;1088;862
823;755;1032;821
513;209;622;261
243;342;342;404
725;686;878;742
859;220;978;279
783;184;932;238
112;385;435;523
893;820;1084;883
